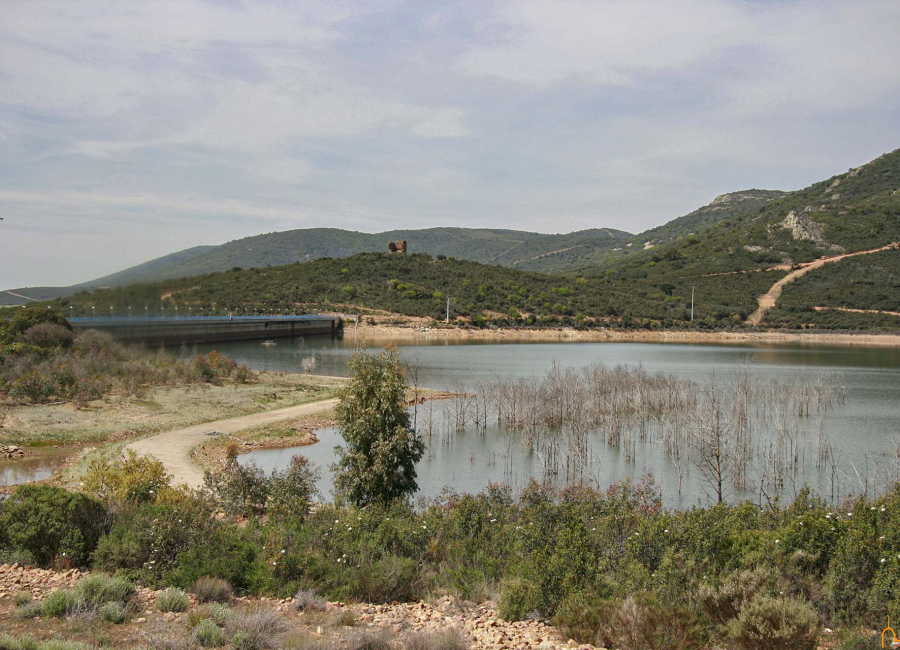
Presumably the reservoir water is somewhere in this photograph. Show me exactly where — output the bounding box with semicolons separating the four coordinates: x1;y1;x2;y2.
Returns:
183;335;900;506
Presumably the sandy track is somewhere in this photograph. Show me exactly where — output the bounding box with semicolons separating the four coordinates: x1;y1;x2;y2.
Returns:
126;398;339;488
814;306;900;318
746;242;899;325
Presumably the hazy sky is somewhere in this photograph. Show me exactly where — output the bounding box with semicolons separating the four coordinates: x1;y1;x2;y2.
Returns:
2;0;900;288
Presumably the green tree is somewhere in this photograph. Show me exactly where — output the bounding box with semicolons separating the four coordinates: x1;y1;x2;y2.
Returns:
331;347;424;506
0;485;107;566
8;307;72;338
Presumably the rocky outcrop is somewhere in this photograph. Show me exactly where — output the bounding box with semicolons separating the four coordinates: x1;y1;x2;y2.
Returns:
387;240;407;254
709;190;785;210
0;445;24;459
0;564;84;599
780;211;826;245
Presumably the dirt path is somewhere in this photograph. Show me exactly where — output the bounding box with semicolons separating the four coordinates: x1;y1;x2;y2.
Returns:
126;398;339;488
814;306;900;318
746;242;899;325
2;290;39;302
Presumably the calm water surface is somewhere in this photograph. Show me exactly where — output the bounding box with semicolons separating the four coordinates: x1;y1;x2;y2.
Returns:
182;334;900;506
0;450;69;487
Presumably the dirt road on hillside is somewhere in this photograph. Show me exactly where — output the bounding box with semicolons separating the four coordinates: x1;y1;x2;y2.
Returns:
746;242;899;325
126;398;339;488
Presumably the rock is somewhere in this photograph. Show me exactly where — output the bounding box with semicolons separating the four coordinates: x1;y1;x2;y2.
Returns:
780;211;825;245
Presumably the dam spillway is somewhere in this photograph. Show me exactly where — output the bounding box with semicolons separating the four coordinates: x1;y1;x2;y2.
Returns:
68;315;343;345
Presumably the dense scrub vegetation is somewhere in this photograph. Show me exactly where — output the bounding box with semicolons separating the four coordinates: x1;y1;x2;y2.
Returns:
6;151;900;333
0;308;254;405
586;148;900;278
2;348;899;649
1;227;634;306
765;248;900;330
29;252;787;331
580;149;900;330
3;471;900;648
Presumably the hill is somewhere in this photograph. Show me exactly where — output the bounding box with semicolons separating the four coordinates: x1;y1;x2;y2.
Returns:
581;148;900;329
36;253;631;327
8;149;899;332
1;189;781;305
20;249;794;330
0;246;214;307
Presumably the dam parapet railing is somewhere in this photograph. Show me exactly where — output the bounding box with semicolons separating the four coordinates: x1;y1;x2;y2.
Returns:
66;314;343;345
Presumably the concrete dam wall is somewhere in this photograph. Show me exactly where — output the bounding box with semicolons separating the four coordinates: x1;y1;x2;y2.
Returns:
69;315;342;345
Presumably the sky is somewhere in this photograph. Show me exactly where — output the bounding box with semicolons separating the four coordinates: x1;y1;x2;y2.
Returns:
1;0;900;288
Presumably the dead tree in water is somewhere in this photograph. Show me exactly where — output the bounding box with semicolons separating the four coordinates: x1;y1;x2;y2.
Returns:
693;383;731;505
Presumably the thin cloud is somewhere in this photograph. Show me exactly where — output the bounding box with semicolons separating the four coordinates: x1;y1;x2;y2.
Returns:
1;0;899;287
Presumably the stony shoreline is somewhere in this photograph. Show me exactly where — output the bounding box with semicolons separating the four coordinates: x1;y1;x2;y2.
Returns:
0;564;598;650
346;319;900;348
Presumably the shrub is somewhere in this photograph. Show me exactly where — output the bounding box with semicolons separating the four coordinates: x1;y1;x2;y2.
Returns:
594;594;704;650
200;603;233;626
157;588;190;613
99;601;128;624
22;324;75;349
42;588;79;618
699;567;770;627
724;595;820;650
141;488;220;577
203;460;269;518
81;451;170;511
139;620;192;650
224;605;289;650
292;588;326;612
193;576;232;603
333;609;357;627
344;553;421;603
15;602;44;619
72;329;117;352
268;456;320;523
230;631;252;650
0;637;92;650
497;577;542;621
402;629;468;650
833;631;879;650
551;591;605;644
76;573;134;606
8;308;72;338
0;485;107;567
193;619;225;647
345;630;391;650
13;592;31;607
234;365;255;384
0;549;36;566
169;527;268;593
91;518;153;576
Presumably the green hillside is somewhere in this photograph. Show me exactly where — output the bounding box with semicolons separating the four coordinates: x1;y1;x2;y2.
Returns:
635;189;786;246
26;250;783;331
156;226;636;278
0;246;214;306
765;247;900;329
577;148;900;330
8;149;900;331
1;189;780;304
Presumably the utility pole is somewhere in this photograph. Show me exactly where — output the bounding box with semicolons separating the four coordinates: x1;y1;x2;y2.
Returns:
691;286;695;321
446;297;450;324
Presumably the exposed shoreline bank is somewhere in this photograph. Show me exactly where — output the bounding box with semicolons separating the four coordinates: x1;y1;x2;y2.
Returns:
346;322;900;347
